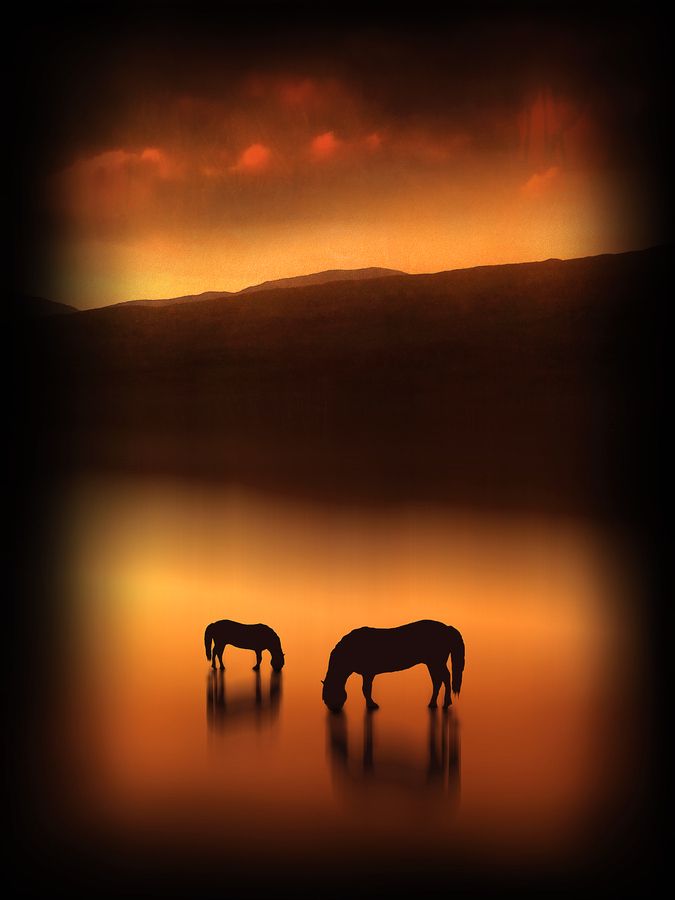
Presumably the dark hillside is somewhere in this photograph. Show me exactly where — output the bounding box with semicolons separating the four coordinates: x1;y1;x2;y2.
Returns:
28;247;666;514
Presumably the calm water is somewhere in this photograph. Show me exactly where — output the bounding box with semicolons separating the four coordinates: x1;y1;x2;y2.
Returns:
49;475;644;875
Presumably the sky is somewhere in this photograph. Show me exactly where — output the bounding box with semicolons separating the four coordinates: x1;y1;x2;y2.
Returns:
13;8;670;308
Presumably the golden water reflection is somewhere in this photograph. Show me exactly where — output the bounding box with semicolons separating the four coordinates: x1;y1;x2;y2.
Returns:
327;708;460;800
56;475;643;868
206;669;283;734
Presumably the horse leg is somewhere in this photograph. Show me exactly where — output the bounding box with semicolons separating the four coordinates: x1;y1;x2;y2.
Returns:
362;674;379;710
216;642;226;670
253;649;262;671
442;665;452;708
427;663;443;708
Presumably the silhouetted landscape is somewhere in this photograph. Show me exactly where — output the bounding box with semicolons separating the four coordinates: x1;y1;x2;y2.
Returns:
10;8;669;898
13;245;664;900
14;294;77;317
110;267;404;308
25;246;665;516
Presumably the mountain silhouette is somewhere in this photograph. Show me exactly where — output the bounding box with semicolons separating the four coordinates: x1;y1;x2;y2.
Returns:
109;267;404;309
12;294;77;317
27;246;666;515
238;267;405;294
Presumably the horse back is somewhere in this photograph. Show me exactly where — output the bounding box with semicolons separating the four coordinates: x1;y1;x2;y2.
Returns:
211;619;275;650
341;620;453;674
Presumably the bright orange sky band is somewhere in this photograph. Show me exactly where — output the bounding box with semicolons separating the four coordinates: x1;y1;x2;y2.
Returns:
39;68;658;308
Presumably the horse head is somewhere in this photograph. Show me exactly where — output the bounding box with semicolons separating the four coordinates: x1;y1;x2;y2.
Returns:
270;650;285;672
322;676;347;712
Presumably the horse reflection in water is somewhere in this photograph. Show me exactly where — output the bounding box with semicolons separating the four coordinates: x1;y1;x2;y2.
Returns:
327;708;460;806
206;668;283;734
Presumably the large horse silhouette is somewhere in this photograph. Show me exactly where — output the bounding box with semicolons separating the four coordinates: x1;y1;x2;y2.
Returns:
204;620;285;671
322;620;464;711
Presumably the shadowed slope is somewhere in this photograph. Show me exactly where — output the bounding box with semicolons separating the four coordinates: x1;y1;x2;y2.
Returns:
109;267;404;309
28;246;666;515
13;294;77;317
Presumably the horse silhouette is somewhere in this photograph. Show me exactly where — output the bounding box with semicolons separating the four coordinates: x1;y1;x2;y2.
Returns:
322;619;464;711
204;620;285;671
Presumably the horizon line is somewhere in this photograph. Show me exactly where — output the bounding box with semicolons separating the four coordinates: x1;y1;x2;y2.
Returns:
44;243;664;312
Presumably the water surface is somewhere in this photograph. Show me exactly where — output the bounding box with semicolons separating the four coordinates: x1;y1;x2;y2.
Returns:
51;475;642;875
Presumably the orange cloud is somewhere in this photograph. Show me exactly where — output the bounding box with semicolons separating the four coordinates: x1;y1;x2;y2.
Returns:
518;89;602;169
244;74;356;119
388;130;470;164
55;147;185;225
231;143;272;173
72;147;178;178
310;131;341;161
277;78;318;108
521;165;562;197
138;147;179;179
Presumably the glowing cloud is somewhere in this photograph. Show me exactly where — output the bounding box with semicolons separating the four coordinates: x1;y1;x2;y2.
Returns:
34;21;656;308
231;143;272;173
277;77;319;108
55;146;184;224
138;147;178;179
310;131;341;161
522;166;562;197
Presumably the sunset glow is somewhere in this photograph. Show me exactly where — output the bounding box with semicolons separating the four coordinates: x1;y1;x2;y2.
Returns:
12;11;665;895
21;18;662;308
59;477;639;858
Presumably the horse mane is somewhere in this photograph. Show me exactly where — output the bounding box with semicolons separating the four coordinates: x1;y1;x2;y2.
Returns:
332;627;369;651
329;628;372;669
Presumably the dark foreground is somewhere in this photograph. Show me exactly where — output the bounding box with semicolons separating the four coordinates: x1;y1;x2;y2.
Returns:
10;247;667;897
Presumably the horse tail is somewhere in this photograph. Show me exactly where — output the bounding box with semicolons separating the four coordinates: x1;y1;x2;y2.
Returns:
447;626;465;695
204;623;214;661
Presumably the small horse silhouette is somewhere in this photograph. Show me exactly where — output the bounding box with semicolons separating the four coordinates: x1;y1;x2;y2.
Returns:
204;620;285;671
322;619;464;711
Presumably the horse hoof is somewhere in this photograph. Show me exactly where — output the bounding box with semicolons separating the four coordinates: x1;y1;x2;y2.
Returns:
367;703;379;711
252;665;260;671
428;701;438;708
